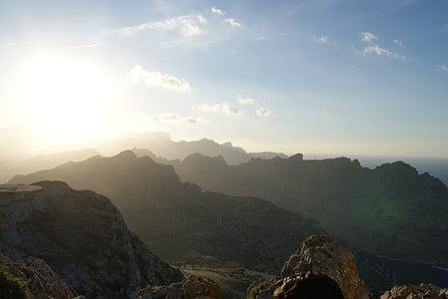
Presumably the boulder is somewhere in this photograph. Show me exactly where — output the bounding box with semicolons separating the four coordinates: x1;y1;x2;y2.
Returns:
380;283;448;299
248;235;369;299
138;275;221;299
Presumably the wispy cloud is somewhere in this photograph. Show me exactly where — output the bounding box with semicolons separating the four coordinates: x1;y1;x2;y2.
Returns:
111;15;207;38
225;18;241;29
238;95;256;105
348;0;420;22
440;65;448;72
193;102;245;116
211;6;226;16
361;32;378;43
132;113;206;129
363;45;406;60
359;32;405;60
311;35;330;44
126;65;191;91
74;44;103;49
386;0;420;13
393;39;406;48
256;107;272;117
156;113;206;125
1;42;17;48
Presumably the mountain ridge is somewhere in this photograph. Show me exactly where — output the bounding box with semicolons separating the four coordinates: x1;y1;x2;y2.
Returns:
170;152;448;268
0;180;183;298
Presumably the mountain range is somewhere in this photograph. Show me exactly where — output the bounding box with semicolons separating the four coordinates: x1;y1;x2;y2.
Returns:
9;151;404;295
97;131;287;165
10;152;318;271
167;153;448;268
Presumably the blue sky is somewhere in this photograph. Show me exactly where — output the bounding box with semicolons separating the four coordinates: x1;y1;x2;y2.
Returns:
0;0;447;157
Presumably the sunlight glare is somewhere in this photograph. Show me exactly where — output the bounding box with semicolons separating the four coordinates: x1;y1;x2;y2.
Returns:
16;50;115;147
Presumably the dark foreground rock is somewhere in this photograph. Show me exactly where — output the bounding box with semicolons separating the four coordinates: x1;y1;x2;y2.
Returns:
248;235;448;299
380;284;448;298
137;275;222;299
0;181;183;298
248;235;369;299
0;256;78;299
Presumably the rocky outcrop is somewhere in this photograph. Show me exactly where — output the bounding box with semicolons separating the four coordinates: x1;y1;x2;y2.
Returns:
280;235;368;299
0;181;183;298
20;257;78;298
380;284;448;299
137;275;221;299
0;256;77;299
248;235;369;299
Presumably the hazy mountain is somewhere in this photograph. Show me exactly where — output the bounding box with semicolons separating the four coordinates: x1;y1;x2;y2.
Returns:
304;153;448;186
358;155;448;186
0;180;183;298
24;148;99;172
170;153;448;268
98;132;287;165
10;152;422;294
0;147;99;184
249;151;288;160
10;152;318;271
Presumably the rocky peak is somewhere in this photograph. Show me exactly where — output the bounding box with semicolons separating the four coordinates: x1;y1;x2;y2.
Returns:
249;235;369;299
0;181;183;298
288;153;304;162
32;180;72;193
112;150;138;161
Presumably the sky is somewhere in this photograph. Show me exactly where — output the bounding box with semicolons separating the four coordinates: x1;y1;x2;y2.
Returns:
0;0;447;157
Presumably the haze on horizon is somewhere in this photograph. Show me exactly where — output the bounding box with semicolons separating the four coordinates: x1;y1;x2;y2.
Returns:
0;0;447;159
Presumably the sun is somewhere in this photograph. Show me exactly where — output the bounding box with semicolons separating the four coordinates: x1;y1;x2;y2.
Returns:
14;50;116;147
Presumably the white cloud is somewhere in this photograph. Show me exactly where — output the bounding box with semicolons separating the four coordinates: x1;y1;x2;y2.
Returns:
211;6;226;16
193;102;244;116
361;32;378;43
156;113;206;125
74;44;103;49
126;65;191;91
256;107;271;117
393;39;406;48
132;114;206;129
363;45;406;60
225;18;241;29
312;35;329;44
238;95;256;105
440;65;448;72
1;42;17;48
115;15;207;38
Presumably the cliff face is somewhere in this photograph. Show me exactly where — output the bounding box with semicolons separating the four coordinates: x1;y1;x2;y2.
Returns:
0;181;183;298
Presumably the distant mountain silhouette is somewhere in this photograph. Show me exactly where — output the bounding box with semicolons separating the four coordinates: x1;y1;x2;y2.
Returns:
0;148;99;184
98;132;287;165
10;151;318;271
9;152;421;293
24;148;99;172
170;153;448;268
